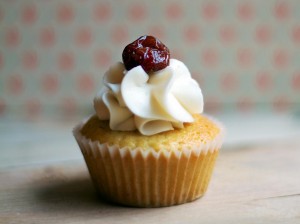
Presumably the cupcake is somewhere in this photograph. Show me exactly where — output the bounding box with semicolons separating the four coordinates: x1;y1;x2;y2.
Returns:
73;35;224;207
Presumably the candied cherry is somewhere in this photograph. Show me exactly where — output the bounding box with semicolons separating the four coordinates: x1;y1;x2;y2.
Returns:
122;35;170;73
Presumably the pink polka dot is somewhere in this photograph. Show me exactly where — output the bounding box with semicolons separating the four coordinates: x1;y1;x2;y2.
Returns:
128;3;147;21
172;48;184;61
205;97;222;114
57;4;74;23
5;27;20;47
93;3;111;22
148;25;165;40
75;26;92;46
292;72;300;91
272;96;290;113
42;74;59;94
22;51;38;70
184;25;200;43
192;71;204;86
21;4;37;25
26;99;41;118
94;49;111;68
40;27;55;47
221;73;238;92
0;98;5;116
111;26;128;44
255;25;272;44
292;26;300;43
274;1;290;20
8;74;23;95
237;48;253;67
61;97;77;116
256;71;272;92
237;97;254;112
219;25;236;43
273;49;289;68
202;48;218;67
237;2;254;21
202;2;219;21
78;74;94;94
58;52;74;71
166;2;183;20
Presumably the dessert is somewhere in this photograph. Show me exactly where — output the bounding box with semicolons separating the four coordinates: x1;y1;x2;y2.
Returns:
73;35;224;207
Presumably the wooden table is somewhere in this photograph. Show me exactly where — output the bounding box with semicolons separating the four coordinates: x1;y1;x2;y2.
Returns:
1;116;300;224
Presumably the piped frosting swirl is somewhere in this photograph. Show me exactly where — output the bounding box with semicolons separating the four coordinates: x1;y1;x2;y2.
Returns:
94;59;203;135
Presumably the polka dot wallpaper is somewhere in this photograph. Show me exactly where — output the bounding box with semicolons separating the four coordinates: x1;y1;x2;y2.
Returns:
0;0;300;119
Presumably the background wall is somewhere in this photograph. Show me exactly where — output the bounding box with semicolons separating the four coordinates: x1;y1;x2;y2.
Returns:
0;0;300;120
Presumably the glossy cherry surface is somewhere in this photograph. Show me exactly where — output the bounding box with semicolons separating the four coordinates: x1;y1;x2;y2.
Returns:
122;35;170;73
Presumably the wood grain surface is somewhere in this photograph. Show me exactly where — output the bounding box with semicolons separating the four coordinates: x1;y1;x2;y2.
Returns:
1;140;300;224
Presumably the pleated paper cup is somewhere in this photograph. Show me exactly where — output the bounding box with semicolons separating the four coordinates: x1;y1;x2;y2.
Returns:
73;119;224;207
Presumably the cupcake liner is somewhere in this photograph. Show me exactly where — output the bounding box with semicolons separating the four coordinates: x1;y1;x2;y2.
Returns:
73;115;224;207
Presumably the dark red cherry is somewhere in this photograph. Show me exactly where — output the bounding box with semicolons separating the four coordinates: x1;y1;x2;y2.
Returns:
122;35;170;73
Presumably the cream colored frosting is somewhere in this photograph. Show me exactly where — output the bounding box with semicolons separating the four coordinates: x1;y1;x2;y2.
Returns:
94;59;203;135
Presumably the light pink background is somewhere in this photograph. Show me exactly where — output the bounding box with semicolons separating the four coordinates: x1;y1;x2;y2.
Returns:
0;0;300;119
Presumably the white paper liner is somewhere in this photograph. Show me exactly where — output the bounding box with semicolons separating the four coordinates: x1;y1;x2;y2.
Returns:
73;114;225;207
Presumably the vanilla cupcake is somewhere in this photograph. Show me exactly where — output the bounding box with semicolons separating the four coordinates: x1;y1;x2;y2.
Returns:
73;36;224;207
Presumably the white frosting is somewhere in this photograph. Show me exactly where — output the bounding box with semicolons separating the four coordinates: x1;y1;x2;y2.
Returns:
94;59;203;135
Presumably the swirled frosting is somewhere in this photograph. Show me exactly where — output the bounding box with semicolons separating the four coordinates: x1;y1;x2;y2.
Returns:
94;59;203;135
